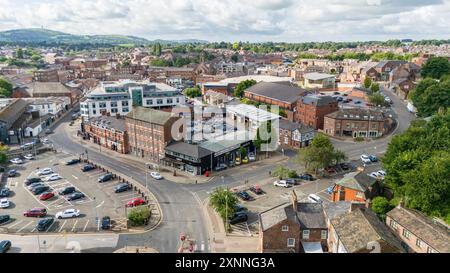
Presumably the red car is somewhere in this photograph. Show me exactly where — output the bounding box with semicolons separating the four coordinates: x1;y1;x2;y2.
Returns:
39;192;55;201
126;198;146;207
23;208;47;218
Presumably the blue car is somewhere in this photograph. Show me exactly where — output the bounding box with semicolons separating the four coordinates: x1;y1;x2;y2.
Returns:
0;188;10;197
326;186;335;194
369;155;378;162
237;191;251;201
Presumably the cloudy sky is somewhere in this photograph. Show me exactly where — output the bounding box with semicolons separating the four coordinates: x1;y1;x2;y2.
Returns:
0;0;449;42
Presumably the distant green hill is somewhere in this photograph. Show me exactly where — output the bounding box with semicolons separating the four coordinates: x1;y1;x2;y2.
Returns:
0;28;208;45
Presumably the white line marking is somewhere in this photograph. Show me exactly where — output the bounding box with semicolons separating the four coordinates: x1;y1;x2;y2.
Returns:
17;221;33;233
58;220;67;232
7;220;24;229
72;175;79;180
96;201;105;208
97;219;100;231
83;220;89;232
71;220;78;232
46;221;56;232
201;243;205;252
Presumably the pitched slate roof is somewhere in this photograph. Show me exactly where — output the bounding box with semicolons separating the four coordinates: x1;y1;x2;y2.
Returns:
278;119;314;133
0;99;29;126
386;206;450;253
25;82;72;95
304;72;335;81
335;171;377;193
126;107;176;125
245;82;307;104
326;108;386;122
300;95;336;107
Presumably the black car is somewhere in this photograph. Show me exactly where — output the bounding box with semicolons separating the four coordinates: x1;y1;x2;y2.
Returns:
340;163;351;171
114;183;131;193
59;186;76;196
101;216;111;230
37;217;54;232
98;173;113;183
235;204;248;213
0;240;11;253
228;212;248;225
32;186;50;195
0;188;10;198
237;191;250;201
67;192;85;201
25;177;42;186
300;173;314;181
81;164;95;172
8;169;17;177
66;159;81;165
0;215;10;224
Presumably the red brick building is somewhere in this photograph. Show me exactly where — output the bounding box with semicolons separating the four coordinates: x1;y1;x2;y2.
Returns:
295;95;339;130
331;169;383;203
83;115;129;154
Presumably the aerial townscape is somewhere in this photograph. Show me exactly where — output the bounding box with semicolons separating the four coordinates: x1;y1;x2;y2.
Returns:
0;0;449;260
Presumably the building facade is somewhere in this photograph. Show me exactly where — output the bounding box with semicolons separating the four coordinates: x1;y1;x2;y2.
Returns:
295;95;339;130
83;116;129;154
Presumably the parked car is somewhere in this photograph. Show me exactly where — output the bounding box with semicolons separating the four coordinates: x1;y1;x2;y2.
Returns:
360;154;372;164
24;177;42;186
56;209;80;219
0;188;10;197
300;173;314;181
20;143;34;150
98;173;113;183
36;217;54;231
66;159;81;165
126;198;146;207
273;180;290;188
32;186;50;195
377;170;387;178
37;168;53;176
10;158;23;164
369;172;380;179
0;214;10;224
242;157;249;164
235;204;248;213
228;212;248;225
248;153;256;161
150;172;163;180
24;154;34;160
354;100;362;104
101;216;111;230
214;164;227;171
42;138;50;144
114;183;131;193
308;194;322;204
67;192;85;201
39;192;55;201
237;191;251;201
59;186;76;196
369;155;378;162
0;240;11;253
249;185;263;195
28;183;45;190
339;163;351;171
81;164;95;172
23;208;47;218
285;179;298;186
0;198;10;208
7;169;17;177
44;174;62;182
326;186;335;194
45;129;53;135
235;158;241;165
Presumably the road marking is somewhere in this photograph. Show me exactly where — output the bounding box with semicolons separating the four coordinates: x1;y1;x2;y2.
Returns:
201;243;205;252
72;175;79;180
7;220;23;229
31;227;36;233
83;220;89;232
58;220;67;232
97;219;100;231
96;201;105;208
17;221;33;233
46;221;56;232
71;220;78;232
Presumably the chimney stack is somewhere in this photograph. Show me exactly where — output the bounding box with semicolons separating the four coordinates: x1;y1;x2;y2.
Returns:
291;190;298;211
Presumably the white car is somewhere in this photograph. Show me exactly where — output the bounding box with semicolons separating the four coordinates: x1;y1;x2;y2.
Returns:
369;172;380;179
360;155;371;164
10;158;23;164
20;143;34;149
42;139;50;144
56;209;80;219
377;170;387;177
0;198;10;208
24;154;35;160
308;194;322;204
248;153;256;161
150;172;163;180
44;174;62;182
273;180;290;188
37;168;53;176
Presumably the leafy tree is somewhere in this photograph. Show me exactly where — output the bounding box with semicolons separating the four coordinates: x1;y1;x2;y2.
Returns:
363;77;372;89
410;78;450;117
16;48;24;59
231;54;239;63
369;92;386;107
128;206;151;226
0;145;9;164
0;78;13;98
233;79;257;98
153;43;162;56
238;146;247;158
372;197;393;219
183;87;202;98
332;149;348;165
150;58;170;67
421;57;450;79
370;82;380;93
209;188;238;227
272;165;291;180
232;42;240;51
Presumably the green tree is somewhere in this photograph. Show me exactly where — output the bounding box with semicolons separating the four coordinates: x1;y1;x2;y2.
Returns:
410;78;450;117
371;197;393;220
209;188;238;228
128;206;151;226
16;48;24;59
150;58;170;67
0;145;9;164
232;42;240;51
0;78;13;98
369;92;386;107
231;54;239;63
238;146;247;158
370;82;380;93
272;165;291;180
421;57;450;79
183;87;202;98
233;79;257;98
363;77;372;89
332;149;348;165
153;43;162;56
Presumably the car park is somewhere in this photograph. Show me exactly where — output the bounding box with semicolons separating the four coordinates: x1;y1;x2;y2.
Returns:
59;186;76;195
237;191;251;201
36;217;54;231
150;172;163;180
37;168;53;176
39;192;55;201
67;192;85;201
273;180;290;188
249;185;263;195
126;198;145;207
56;209;80;219
360;154;372;164
0;240;11;253
24;177;42;186
66;159;80;165
101;216;111;230
10;158;23;164
0;188;10;197
0;198;10;208
23;208;47;218
228;212;248;225
24;154;35;160
98;173;114;183
0;214;10;224
114;183;131;193
8;169;17;177
81;164;95;172
44;173;62;182
32;186;50;195
308;194;323;203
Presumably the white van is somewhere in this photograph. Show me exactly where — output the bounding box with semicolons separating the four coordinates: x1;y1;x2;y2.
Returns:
273;180;289;188
308;194;322;203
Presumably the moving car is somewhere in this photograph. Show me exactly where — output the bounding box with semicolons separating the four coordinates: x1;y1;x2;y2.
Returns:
67;192;85;201
273;180;290;188
0;198;10;208
249;185;263;195
308;194;322;204
39;192;55;201
101;216;111;230
98;173;113;183
25;177;42;186
7;169;17;177
36;217;54;231
360;154;372;164
66;159;80;165
228;212;248;225
59;186;76;195
10;158;23;164
150;172;163;180
114;183;131;193
237;191;250;201
81;164;95;172
369;155;378;162
24;154;34;160
0;188;10;198
37;168;53;176
0;214;10;224
126;198;146;207
44;173;62;182
56;209;80;219
23;208;47;218
32;186;50;195
0;240;11;253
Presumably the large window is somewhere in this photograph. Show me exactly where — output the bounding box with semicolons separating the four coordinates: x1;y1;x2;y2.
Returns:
122;101;129;106
402;229;411;240
157;99;164;105
321;230;328;240
390;220;398;230
282;226;289;232
302;230;310;240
